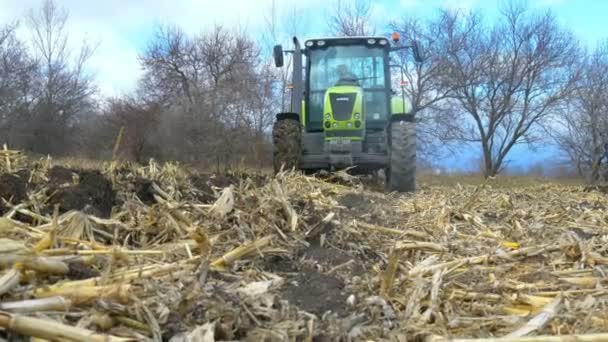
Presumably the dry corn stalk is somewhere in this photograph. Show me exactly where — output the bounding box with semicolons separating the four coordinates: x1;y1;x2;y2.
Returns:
426;333;608;342
43;257;199;290
33;206;59;252
0;296;71;313
209;185;234;218
395;240;446;253
0;268;21;296
272;180;298;231
0;311;134;341
506;295;561;338
33;284;132;305
211;235;273;269
380;248;401;298
20;256;69;275
409;244;562;277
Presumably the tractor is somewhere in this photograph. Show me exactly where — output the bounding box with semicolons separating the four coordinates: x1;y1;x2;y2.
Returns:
272;33;423;192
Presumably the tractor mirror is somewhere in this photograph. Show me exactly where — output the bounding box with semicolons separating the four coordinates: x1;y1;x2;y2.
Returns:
411;40;423;63
273;45;284;67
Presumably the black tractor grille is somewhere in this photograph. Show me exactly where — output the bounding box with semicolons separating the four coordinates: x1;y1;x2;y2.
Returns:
330;93;356;121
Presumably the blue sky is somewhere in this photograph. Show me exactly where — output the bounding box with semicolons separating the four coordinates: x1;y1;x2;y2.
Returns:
0;0;604;171
3;0;604;96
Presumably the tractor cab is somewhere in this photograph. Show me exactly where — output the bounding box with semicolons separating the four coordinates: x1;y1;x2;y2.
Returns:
303;37;395;139
271;34;423;191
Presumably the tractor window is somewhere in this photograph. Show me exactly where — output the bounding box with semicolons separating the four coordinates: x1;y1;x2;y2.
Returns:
309;46;386;91
306;45;387;131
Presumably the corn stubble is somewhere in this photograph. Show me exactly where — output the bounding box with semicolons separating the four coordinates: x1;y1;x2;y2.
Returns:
0;151;608;341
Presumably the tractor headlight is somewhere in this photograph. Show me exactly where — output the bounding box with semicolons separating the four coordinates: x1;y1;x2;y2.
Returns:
355;120;362;128
354;113;361;119
306;41;314;47
333;122;338;128
324;121;331;128
347;122;353;128
379;39;387;45
367;38;376;44
317;40;325;46
325;113;331;120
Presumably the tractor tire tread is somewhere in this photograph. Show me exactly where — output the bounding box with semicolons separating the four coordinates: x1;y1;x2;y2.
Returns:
272;117;301;174
388;119;416;192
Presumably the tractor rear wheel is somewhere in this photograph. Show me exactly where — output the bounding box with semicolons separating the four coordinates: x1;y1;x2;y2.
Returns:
272;115;301;174
386;118;416;192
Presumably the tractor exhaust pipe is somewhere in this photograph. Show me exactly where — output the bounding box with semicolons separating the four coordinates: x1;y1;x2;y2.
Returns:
291;37;303;116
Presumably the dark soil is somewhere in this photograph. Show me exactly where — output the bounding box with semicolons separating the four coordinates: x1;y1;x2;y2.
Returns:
162;312;187;340
47;169;116;218
338;192;373;212
48;166;76;186
301;243;365;276
337;191;394;225
258;243;361;318
301;244;352;266
190;173;240;203
133;178;156;205
260;255;298;273
0;172;28;215
280;267;348;317
66;261;100;280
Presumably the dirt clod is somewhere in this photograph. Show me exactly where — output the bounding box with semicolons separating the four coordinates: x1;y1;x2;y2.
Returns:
48;166;76;186
338;192;372;211
281;268;347;316
48;169;116;217
260;255;298;273
337;191;393;225
301;244;351;266
0;172;28;215
66;261;100;280
161;312;187;340
133;178;156;205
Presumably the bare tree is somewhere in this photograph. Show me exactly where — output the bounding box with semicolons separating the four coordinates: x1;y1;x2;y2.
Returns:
389;12;462;159
25;0;97;154
442;4;580;177
102;97;161;162
555;42;608;182
328;0;375;37
137;24;275;168
262;0;302;112
0;22;37;147
138;25;203;111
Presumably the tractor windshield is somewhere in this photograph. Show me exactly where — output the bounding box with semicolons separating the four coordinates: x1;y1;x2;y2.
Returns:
309;45;386;90
306;44;388;131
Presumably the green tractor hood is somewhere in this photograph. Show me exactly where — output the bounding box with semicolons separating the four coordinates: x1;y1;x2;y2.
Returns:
322;85;365;141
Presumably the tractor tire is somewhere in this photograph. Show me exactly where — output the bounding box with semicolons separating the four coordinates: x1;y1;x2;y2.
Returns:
386;118;416;192
272;115;301;174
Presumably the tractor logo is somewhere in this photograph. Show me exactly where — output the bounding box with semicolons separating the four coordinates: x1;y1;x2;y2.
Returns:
336;97;349;102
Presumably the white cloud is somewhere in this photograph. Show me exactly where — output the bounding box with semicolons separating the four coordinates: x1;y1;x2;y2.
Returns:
0;0;327;97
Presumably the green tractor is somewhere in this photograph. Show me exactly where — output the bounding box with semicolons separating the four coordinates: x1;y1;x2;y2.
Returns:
272;33;423;192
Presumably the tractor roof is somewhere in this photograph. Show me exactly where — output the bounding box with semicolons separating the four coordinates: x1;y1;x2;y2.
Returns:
305;36;388;41
304;36;391;48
